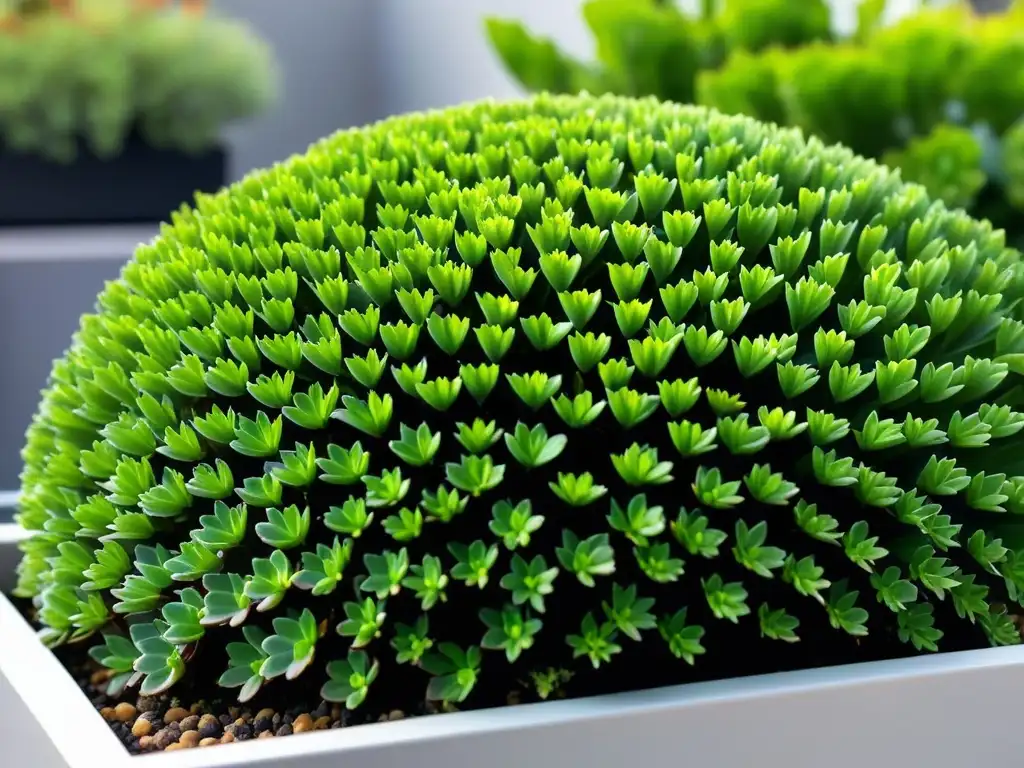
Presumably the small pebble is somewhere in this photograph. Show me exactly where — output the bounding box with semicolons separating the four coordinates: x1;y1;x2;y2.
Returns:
292;714;314;733
312;702;330;719
219;714;234;727
388;710;405;722
90;670;111;686
164;707;189;724
272;713;282;728
139;736;153;751
180;715;200;732
314;716;331;730
276;724;293;737
153;728;179;750
200;737;219;747
132;718;153;738
253;717;272;734
228;707;241;719
198;714;221;739
221;732;235;744
179;730;200;748
190;702;204;715
256;707;275;721
259;730;274;739
136;696;161;713
283;714;294;725
165;743;183;752
331;705;342;720
100;707;116;722
235;725;253;741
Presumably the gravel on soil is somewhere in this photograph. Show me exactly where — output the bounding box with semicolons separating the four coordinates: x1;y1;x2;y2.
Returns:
78;656;423;754
5;593;435;756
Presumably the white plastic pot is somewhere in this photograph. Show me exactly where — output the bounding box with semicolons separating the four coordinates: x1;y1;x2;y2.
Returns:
2;521;1023;767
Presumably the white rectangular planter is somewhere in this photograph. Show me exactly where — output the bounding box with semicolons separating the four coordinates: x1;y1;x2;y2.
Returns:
2;520;1024;767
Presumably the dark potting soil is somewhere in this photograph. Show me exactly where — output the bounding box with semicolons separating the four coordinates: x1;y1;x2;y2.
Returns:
6;588;1000;756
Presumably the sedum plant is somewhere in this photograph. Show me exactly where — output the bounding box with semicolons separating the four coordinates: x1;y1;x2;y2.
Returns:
0;0;276;162
12;91;1024;719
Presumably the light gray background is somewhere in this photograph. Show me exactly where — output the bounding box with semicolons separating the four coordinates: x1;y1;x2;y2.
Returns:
0;0;991;490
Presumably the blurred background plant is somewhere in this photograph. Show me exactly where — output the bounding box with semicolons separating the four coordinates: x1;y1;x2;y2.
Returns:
486;0;1024;246
485;0;835;106
0;0;277;162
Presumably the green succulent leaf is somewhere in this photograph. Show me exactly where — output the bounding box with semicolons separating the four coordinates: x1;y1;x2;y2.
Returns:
322;650;380;710
391;615;434;665
422;643;482;704
337;597;387;649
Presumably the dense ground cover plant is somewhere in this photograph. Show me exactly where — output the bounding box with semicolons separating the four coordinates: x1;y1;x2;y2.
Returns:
0;0;275;161
11;92;1024;721
488;1;1024;249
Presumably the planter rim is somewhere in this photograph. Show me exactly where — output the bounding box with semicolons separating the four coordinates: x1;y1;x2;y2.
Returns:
1;526;128;766
0;226;157;264
143;643;1024;768
0;522;27;542
3;523;1024;767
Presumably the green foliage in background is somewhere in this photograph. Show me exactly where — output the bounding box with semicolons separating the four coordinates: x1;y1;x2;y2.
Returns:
0;1;276;161
485;0;833;107
12;92;1024;719
486;1;1024;248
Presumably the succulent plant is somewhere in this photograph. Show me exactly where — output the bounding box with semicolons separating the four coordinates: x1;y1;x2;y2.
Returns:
0;0;276;162
484;0;831;110
882;124;988;212
13;92;1024;718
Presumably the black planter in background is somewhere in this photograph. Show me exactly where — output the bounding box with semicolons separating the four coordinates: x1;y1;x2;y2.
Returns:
0;135;227;227
971;0;1010;12
0;495;14;524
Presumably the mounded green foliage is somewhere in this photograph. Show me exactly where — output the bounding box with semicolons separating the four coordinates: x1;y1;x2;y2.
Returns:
13;92;1024;716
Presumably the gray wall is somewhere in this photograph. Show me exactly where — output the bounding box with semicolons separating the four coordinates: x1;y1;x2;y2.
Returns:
212;0;382;180
0;236;141;489
217;0;929;180
216;0;930;178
